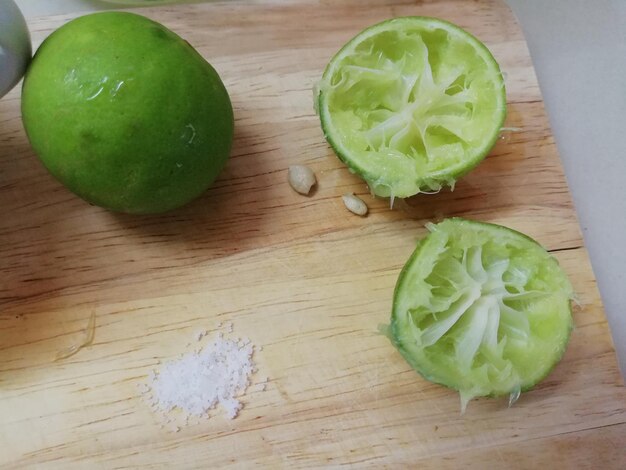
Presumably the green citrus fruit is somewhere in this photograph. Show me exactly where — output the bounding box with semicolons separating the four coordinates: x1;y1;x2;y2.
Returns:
21;11;233;214
317;17;506;198
0;0;32;98
390;218;574;408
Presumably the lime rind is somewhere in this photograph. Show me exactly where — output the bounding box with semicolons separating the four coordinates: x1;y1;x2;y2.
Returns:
390;218;574;408
318;17;506;198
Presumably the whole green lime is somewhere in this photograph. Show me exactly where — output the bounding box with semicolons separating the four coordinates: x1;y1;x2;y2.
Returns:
21;12;233;214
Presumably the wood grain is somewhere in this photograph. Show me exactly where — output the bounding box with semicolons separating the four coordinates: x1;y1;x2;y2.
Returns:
1;0;624;468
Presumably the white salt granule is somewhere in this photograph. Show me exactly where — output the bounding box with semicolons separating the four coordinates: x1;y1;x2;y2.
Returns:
146;335;256;420
252;376;269;392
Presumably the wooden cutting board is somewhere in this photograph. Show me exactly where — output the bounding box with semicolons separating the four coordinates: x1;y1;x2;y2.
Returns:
1;0;625;467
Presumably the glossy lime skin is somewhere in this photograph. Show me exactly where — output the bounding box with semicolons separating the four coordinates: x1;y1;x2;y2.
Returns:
22;12;233;214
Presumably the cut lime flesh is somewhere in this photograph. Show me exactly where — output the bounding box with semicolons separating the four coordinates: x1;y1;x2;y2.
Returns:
318;17;506;197
390;218;574;402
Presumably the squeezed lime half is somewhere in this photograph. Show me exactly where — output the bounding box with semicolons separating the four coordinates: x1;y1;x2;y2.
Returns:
390;218;574;408
317;17;506;198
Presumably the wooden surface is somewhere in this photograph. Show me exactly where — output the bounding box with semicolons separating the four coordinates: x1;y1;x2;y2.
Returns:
1;0;625;467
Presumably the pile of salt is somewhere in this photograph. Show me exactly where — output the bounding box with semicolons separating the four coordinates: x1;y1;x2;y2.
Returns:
145;334;256;420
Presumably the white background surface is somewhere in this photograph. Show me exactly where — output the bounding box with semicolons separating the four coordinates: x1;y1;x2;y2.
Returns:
12;0;626;376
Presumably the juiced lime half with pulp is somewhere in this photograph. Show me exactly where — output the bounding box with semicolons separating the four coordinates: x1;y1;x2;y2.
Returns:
317;17;506;198
390;218;574;409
